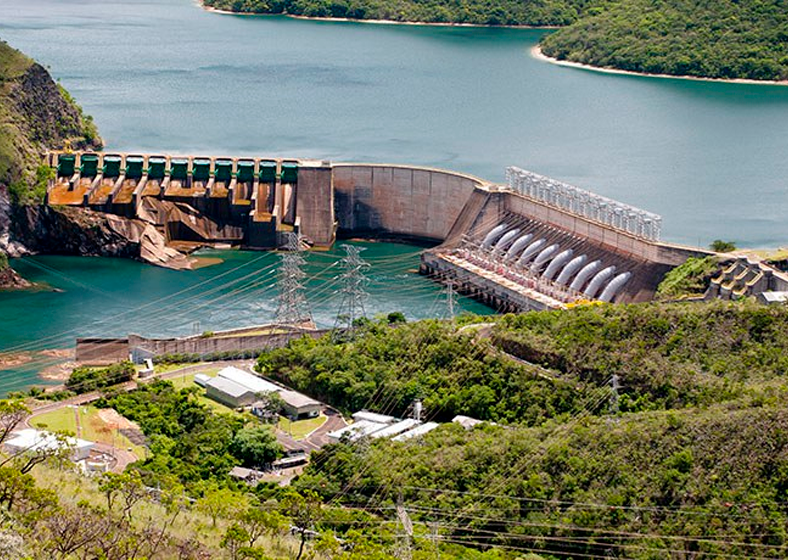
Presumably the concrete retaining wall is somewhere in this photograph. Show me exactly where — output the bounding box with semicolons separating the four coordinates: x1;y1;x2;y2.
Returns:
332;164;488;243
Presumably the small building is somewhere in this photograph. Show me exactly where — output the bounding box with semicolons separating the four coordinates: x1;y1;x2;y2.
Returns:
4;429;94;462
352;411;397;425
327;420;388;443
392;422;439;442
369;418;421;439
194;373;211;387
758;291;788;305
205;376;256;408
279;390;321;420
217;367;282;395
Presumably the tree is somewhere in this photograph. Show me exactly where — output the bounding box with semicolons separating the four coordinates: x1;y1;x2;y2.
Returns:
281;490;323;560
231;425;282;468
195;482;236;527
221;524;250;560
710;239;737;252
237;507;287;548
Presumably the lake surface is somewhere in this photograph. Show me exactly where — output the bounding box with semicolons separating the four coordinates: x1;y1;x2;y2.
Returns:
1;0;788;392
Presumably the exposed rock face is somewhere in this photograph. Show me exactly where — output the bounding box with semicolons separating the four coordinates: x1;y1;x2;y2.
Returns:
0;266;32;290
6;200;194;270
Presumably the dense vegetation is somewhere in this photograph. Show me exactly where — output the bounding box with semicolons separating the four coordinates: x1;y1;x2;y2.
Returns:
203;0;788;81
64;361;135;394
540;0;788;81
253;302;788;558
261;301;788;419
203;0;593;26
0;39;101;203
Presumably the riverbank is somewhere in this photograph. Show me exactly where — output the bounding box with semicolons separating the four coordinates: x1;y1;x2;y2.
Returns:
200;3;557;29
531;46;788;87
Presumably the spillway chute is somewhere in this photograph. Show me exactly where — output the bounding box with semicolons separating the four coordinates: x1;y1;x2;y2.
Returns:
570;260;602;291
542;249;574;280
494;228;521;253
599;272;632;303
504;234;534;260
531;244;560;270
481;224;509;249
517;239;547;266
555;255;588;285
584;266;617;299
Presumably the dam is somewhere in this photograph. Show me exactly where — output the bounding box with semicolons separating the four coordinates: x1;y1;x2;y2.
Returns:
46;151;707;311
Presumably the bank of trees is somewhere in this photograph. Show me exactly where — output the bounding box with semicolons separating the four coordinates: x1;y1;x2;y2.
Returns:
203;0;593;25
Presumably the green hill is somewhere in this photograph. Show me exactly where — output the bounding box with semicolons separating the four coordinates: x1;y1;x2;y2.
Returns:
540;0;788;81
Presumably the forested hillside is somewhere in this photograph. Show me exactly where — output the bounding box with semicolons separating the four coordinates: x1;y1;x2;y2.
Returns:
540;0;788;81
256;302;788;558
203;0;788;81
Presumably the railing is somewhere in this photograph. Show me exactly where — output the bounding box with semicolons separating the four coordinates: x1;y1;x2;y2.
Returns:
505;166;662;241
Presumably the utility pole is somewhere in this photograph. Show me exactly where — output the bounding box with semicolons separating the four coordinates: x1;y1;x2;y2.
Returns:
333;244;369;338
274;232;312;327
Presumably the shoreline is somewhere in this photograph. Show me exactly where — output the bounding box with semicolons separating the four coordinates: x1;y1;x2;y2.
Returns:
200;3;557;29
531;46;788;87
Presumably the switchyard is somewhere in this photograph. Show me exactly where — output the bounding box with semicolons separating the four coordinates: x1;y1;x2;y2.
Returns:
47;151;710;313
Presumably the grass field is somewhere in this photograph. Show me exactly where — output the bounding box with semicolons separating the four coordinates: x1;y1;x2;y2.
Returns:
278;414;326;440
31;405;146;459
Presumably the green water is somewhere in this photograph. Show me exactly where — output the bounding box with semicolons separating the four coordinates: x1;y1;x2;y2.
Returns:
0;244;489;394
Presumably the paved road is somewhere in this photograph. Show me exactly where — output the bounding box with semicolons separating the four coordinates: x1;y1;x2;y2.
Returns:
275;408;347;453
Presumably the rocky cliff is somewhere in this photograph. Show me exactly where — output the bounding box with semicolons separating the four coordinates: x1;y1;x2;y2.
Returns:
0;39;193;286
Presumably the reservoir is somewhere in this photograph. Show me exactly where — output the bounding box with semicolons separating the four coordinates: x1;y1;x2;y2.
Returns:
1;0;788;392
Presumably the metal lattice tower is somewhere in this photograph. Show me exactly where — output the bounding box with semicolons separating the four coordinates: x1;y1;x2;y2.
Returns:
274;232;312;327
333;244;370;336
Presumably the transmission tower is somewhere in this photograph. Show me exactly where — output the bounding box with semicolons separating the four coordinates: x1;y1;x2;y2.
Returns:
333;244;370;337
274;232;312;327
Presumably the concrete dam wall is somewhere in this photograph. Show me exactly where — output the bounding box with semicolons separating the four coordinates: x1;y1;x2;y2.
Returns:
333;164;489;243
47;151;704;312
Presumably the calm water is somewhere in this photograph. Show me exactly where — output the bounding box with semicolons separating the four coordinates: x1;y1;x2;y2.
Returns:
1;0;788;392
0;244;488;393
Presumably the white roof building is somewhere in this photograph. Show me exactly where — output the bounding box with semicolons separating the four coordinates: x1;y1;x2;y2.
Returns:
352;411;397;425
327;420;388;443
392;422;439;441
217;367;282;395
369;418;421;439
4;428;94;461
